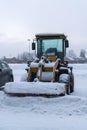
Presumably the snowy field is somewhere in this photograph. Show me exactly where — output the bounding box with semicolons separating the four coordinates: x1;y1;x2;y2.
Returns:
0;63;87;130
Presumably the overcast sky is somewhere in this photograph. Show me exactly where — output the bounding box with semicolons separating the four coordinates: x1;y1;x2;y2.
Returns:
0;0;87;57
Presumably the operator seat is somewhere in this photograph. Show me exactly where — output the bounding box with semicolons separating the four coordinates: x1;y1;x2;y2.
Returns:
46;48;57;56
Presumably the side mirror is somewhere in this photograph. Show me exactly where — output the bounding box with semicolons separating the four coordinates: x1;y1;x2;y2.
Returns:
65;40;69;48
32;42;35;50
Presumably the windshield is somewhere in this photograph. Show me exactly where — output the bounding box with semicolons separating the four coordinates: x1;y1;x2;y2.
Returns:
37;38;63;57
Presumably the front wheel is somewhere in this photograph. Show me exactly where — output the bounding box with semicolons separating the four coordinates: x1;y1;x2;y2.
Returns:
70;73;74;93
66;84;70;95
59;74;70;95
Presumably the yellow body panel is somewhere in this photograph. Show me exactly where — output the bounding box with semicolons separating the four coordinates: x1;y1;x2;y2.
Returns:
48;56;57;62
30;67;38;73
36;33;66;37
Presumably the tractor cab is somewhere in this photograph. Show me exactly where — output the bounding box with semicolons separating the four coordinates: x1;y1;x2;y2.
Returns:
32;34;69;62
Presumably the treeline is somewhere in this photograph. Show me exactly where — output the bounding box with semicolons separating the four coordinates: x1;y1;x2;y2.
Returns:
1;49;87;64
1;52;35;64
66;49;87;63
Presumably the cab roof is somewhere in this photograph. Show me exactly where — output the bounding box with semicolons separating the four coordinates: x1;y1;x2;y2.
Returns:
36;33;67;39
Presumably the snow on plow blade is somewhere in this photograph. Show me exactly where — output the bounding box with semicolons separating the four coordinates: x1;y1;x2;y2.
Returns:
4;82;66;97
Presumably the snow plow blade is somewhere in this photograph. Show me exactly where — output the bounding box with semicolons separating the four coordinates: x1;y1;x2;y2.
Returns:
4;82;66;98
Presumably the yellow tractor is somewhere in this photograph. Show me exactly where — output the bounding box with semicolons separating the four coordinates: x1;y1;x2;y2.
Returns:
26;34;74;96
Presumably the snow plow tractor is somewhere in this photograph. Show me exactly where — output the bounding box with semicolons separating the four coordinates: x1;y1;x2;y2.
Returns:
4;34;74;97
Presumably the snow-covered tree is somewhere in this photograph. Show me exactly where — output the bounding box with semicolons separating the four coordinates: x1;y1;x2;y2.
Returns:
17;52;35;62
80;49;86;59
67;49;77;59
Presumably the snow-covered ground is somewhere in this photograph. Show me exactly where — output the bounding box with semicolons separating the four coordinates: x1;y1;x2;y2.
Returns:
0;63;87;130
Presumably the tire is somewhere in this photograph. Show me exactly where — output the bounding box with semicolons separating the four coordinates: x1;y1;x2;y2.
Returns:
59;74;70;95
66;84;70;95
70;73;74;93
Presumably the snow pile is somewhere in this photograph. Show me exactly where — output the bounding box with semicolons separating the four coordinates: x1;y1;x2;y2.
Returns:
9;63;27;82
41;72;53;81
4;82;65;96
0;91;87;116
30;62;39;67
59;74;70;83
